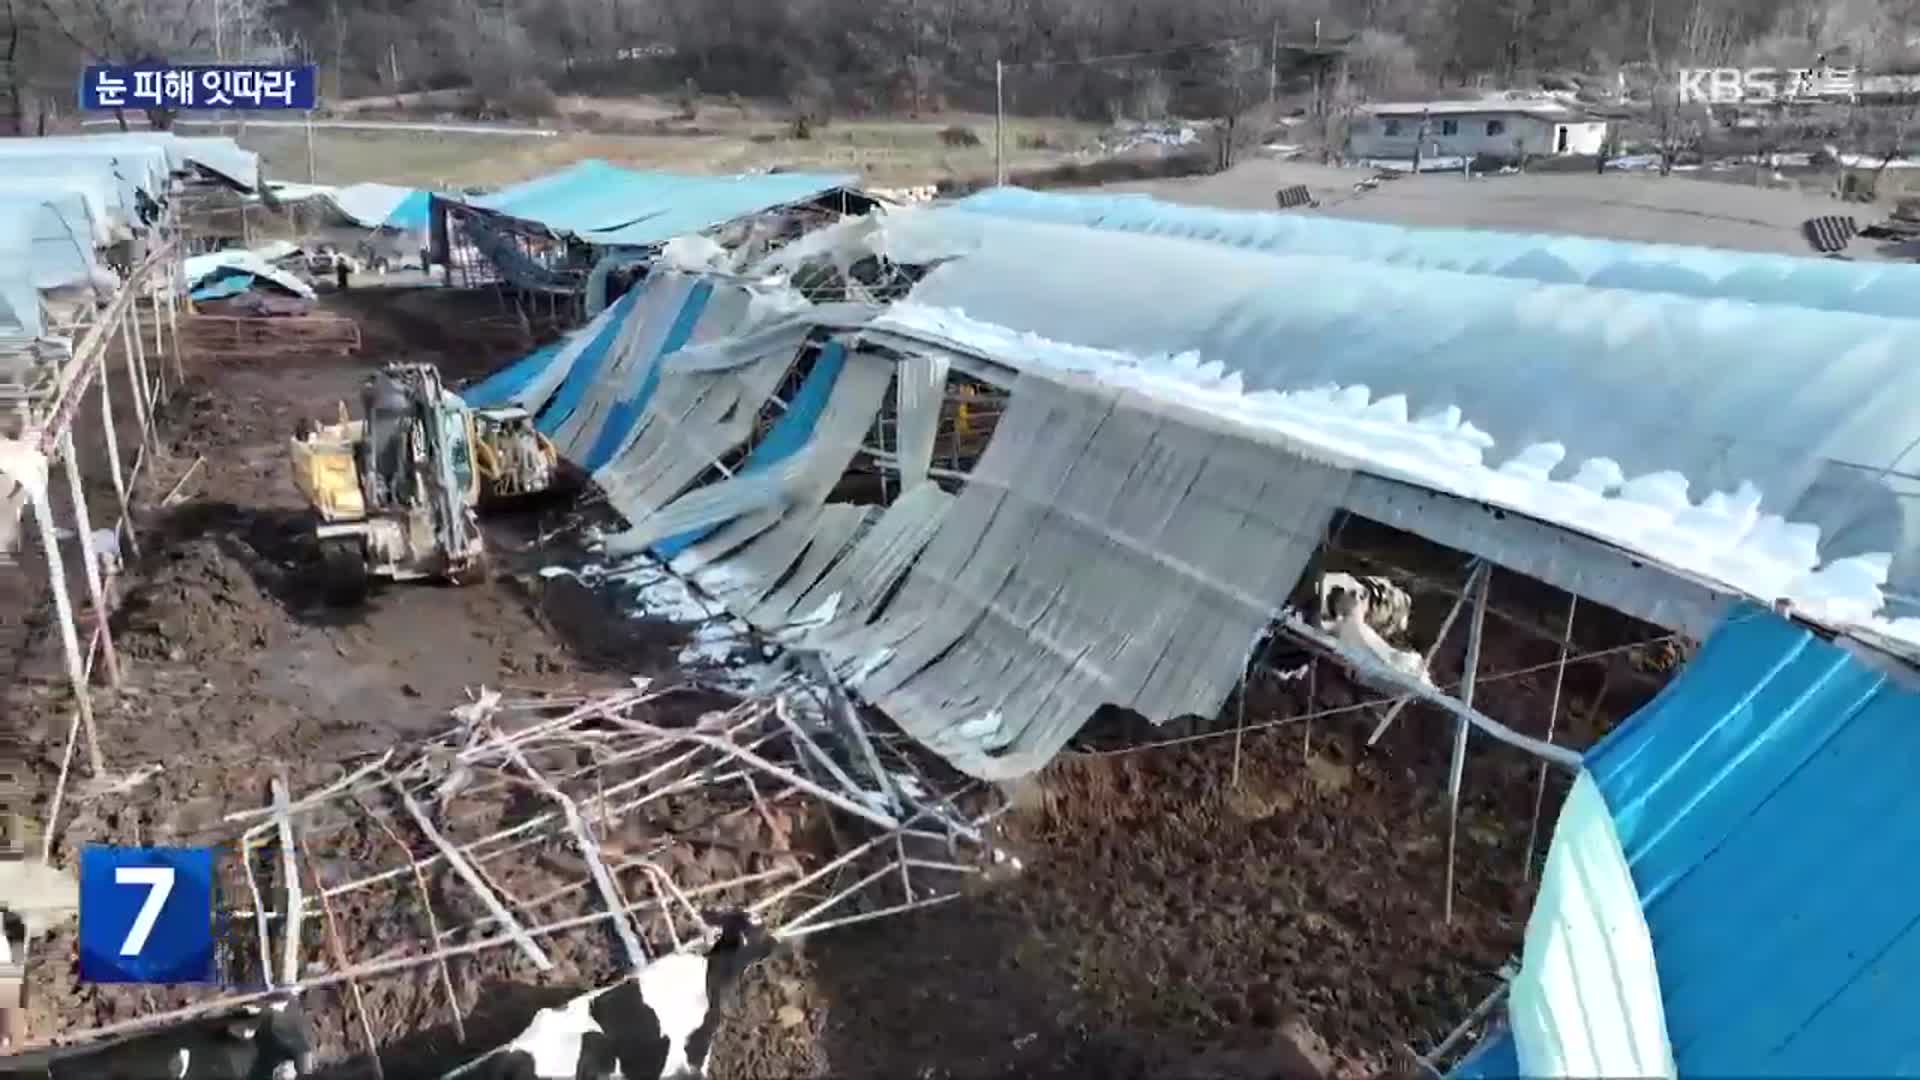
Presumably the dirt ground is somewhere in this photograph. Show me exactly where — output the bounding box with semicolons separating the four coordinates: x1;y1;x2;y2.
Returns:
9;282;1676;1078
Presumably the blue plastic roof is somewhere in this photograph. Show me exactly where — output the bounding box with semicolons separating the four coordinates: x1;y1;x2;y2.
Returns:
870;206;1920;612
954;187;1920;321
1456;605;1920;1076
387;188;432;232
469;160;858;247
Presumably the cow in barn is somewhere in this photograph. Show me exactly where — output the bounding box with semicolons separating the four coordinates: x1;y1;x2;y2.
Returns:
0;996;314;1080
1264;571;1422;684
463;909;776;1080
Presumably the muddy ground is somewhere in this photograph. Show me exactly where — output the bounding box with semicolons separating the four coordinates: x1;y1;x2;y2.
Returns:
9;283;1676;1078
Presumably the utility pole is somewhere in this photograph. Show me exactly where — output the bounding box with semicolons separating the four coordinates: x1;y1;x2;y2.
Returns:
305;110;317;181
994;59;1006;186
1268;19;1279;112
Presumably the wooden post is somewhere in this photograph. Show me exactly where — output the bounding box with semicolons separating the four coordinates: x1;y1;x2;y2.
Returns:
26;486;104;777
95;348;140;559
117;309;152;449
60;431;119;688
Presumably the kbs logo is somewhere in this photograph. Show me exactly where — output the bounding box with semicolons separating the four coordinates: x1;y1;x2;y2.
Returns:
1675;66;1857;104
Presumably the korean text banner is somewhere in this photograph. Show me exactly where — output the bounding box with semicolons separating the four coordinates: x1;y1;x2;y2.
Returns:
80;65;318;111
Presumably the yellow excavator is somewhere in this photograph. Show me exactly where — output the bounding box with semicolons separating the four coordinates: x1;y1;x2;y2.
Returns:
289;363;560;599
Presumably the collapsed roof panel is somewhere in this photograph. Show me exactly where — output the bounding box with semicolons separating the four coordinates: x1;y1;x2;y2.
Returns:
461;159;862;248
467;199;1920;774
0;195;111;340
182;250;317;301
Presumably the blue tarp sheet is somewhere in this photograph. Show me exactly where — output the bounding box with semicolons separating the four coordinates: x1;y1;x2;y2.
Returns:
652;340;848;561
387;188;432;232
1452;605;1920;1077
189;273;255;302
535;288;642;436
461;340;565;408
582;281;714;473
469;160;858;248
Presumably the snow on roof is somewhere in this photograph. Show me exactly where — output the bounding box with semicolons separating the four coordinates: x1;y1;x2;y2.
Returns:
1360;97;1593;120
803;205;1920;658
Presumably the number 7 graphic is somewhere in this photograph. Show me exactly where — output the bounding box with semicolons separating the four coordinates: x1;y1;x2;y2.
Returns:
114;866;175;956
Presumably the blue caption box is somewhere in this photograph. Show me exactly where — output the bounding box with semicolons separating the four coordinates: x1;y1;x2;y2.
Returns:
78;846;216;985
81;65;318;111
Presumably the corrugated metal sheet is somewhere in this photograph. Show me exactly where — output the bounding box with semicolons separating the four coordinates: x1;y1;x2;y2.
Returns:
1460;605;1920;1076
674;349;893;601
954;187;1920;320
466;160;858;248
651;338;847;561
893;352;948;490
1507;769;1674;1078
1590;605;1917;1075
806;375;1346;778
536;287;647;437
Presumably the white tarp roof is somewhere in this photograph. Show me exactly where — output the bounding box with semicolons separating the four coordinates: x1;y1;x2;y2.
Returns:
0;173;117;246
4;132;260;190
0;195;113;338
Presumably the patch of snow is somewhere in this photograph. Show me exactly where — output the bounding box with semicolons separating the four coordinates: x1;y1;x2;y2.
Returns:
871;302;1902;641
659;234;732;274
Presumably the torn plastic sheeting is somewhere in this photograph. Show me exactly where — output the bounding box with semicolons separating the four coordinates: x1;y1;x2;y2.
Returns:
583;281;721;473
534;287;643;436
653;339;851;560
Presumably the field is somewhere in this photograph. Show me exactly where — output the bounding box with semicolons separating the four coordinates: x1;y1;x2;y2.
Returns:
225;102;1103;190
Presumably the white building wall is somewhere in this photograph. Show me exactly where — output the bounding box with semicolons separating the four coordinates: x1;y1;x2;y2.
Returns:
1347;113;1607;159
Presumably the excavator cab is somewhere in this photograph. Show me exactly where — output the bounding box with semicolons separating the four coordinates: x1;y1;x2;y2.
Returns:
291;363;486;601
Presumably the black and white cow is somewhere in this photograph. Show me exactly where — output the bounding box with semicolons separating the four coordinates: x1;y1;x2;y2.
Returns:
0;997;314;1080
1315;572;1414;640
1264;571;1421;684
472;910;776;1080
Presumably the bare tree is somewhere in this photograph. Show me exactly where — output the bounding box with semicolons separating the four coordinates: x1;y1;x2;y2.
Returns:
29;0;219;128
